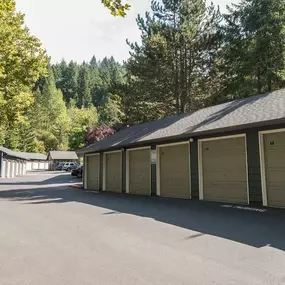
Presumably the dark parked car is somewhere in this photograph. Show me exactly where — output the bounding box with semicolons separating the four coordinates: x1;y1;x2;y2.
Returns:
71;166;83;178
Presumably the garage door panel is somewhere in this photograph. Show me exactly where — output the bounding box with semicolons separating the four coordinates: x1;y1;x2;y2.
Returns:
203;171;247;183
160;144;190;199
129;149;150;195
86;155;100;190
105;152;122;192
202;136;248;204
263;131;285;207
265;156;285;168
203;140;245;151
266;170;285;182
204;154;245;166
268;190;285;208
204;191;247;203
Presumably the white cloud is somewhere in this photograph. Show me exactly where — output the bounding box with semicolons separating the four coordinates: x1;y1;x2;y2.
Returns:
15;0;238;63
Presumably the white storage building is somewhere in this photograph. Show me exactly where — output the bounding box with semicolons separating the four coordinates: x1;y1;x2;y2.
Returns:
0;147;49;179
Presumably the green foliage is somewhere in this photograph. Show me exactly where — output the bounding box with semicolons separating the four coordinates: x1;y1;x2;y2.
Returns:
2;0;285;153
68;105;99;149
123;0;285;123
77;64;92;107
125;0;222;121
99;94;124;126
69;127;86;150
221;0;285;99
52;56;125;110
0;0;48;139
68;106;98;128
102;0;131;17
26;70;70;152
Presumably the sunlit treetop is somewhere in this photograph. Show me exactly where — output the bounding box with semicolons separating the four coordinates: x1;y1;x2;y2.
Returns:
102;0;131;17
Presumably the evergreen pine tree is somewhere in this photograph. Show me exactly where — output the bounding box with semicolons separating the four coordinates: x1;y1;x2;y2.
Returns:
126;0;221;119
221;0;285;99
77;64;92;108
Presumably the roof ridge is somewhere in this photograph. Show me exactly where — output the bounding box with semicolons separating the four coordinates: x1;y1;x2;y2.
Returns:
77;88;285;154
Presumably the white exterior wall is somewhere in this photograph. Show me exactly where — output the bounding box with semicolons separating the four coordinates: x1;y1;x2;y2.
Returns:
6;161;11;178
10;161;15;178
14;161;17;177
1;158;47;178
13;161;16;177
26;162;32;171
25;161;49;172
26;161;48;171
39;162;44;169
15;161;19;176
20;162;24;175
23;161;26;175
32;161;38;170
1;160;6;178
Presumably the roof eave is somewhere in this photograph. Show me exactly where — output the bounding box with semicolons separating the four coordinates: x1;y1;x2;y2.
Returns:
78;118;285;155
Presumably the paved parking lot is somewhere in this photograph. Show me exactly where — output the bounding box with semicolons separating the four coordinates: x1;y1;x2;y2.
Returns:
0;171;285;285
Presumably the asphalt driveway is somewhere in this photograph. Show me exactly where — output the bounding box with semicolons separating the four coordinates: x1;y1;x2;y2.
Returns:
0;171;285;285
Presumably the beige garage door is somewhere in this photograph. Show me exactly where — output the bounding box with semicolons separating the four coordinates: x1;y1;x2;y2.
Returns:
159;143;190;199
263;131;285;208
105;152;122;192
128;148;151;195
201;136;248;204
86;154;100;190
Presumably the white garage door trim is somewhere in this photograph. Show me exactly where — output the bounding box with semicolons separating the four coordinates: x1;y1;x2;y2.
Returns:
156;141;191;197
84;153;100;190
198;134;249;203
103;150;122;191
259;128;285;207
126;146;151;195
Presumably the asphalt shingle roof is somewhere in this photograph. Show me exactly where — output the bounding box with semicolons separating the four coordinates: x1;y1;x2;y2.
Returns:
78;89;285;154
0;147;46;160
48;151;78;160
17;152;47;161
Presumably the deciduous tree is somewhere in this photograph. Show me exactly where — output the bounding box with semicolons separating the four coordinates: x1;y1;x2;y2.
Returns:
0;0;48;143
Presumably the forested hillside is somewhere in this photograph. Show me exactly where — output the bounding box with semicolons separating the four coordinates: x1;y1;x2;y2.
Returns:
2;56;126;153
1;0;285;153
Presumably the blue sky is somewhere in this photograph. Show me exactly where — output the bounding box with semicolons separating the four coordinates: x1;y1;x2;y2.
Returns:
15;0;238;63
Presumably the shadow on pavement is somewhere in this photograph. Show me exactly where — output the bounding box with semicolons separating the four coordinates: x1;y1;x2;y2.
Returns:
0;172;79;186
0;182;285;252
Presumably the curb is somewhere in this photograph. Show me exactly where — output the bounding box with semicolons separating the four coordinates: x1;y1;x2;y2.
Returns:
70;184;83;189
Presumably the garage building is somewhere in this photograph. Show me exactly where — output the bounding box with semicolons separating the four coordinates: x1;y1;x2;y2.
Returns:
78;89;285;208
0;147;27;178
18;152;49;171
47;151;78;170
0;147;50;178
